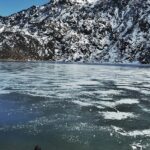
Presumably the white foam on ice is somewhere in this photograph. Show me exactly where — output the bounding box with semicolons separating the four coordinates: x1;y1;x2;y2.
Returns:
94;90;121;97
95;98;139;108
76;80;99;85
127;129;150;137
73;100;93;107
139;105;150;113
100;112;136;120
116;99;139;105
141;89;150;95
112;126;150;137
73;100;105;109
73;98;139;111
119;86;140;91
98;101;116;107
131;143;143;150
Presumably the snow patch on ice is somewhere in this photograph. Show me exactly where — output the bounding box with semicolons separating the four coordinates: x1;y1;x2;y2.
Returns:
100;112;136;120
117;99;139;105
112;126;150;137
73;100;93;107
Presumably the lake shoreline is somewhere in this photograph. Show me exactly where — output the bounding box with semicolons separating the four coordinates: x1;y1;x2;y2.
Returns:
0;59;150;68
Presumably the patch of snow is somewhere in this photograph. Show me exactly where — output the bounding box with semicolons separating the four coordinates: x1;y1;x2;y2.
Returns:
100;112;137;120
0;26;4;33
73;100;93;107
117;99;139;105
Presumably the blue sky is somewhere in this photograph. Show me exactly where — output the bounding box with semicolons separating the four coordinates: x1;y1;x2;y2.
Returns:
0;0;49;16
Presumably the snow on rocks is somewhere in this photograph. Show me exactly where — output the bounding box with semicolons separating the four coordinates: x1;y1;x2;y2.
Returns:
0;0;149;63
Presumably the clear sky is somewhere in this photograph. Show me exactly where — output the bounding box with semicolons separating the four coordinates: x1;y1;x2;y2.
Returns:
0;0;49;16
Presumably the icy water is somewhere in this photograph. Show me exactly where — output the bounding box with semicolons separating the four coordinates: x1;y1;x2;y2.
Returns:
0;62;150;150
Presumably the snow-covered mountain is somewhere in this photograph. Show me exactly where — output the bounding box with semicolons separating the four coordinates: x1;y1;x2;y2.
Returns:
0;0;150;63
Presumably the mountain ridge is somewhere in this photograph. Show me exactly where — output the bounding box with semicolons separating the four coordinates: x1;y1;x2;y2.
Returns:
0;0;150;63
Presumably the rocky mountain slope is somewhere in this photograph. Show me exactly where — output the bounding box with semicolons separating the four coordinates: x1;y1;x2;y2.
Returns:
0;0;150;63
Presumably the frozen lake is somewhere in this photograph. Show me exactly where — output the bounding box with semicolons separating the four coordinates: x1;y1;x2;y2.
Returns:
0;62;150;150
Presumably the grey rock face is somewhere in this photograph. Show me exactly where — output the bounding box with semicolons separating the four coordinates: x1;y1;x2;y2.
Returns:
0;0;150;63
